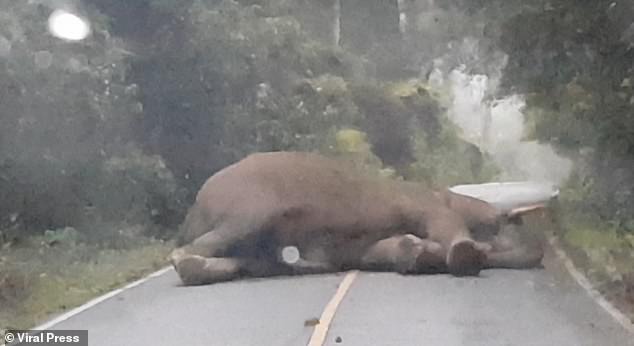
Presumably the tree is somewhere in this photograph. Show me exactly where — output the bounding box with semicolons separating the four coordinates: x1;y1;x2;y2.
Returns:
498;0;634;229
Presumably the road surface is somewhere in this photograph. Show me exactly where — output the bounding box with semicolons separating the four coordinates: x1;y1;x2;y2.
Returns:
44;247;633;346
38;182;634;345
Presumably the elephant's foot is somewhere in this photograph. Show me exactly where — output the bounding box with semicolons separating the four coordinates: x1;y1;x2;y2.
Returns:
412;239;446;274
173;254;242;286
168;247;187;267
394;234;431;274
359;234;442;274
446;237;486;277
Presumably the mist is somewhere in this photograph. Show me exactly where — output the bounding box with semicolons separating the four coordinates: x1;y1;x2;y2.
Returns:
426;42;572;187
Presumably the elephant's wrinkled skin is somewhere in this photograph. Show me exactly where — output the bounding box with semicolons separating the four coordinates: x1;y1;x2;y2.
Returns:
170;152;543;285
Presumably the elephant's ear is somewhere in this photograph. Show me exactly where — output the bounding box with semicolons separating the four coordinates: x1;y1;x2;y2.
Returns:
506;203;547;224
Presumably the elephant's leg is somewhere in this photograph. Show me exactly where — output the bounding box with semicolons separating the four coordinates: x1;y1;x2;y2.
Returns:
285;258;337;275
169;222;272;285
484;246;544;269
280;235;440;275
360;234;446;274
273;242;339;275
170;225;235;261
425;209;491;276
483;231;544;269
445;237;492;276
173;255;244;285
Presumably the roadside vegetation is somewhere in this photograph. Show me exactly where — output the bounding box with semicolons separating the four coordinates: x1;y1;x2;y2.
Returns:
496;1;634;317
1;0;633;331
0;234;170;330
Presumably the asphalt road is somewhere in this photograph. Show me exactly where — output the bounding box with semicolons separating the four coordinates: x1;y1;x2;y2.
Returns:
43;183;633;346
46;251;633;346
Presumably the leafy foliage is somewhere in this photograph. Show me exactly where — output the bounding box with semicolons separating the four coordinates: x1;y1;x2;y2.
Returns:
0;1;158;237
497;0;634;230
0;0;498;245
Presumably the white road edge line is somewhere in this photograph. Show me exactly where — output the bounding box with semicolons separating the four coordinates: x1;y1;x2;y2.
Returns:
548;235;634;334
32;266;173;331
307;270;359;346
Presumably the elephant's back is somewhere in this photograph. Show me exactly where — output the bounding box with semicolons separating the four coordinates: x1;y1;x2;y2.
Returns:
195;152;413;240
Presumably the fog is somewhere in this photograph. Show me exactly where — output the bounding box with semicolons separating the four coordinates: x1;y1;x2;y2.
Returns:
443;66;572;185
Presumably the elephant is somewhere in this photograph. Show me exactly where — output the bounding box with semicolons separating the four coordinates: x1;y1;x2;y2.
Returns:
169;151;545;286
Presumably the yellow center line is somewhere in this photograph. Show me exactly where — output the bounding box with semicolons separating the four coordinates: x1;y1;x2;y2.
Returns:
307;270;359;346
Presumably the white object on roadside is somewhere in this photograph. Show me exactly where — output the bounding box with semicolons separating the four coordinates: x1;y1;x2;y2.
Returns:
450;181;559;212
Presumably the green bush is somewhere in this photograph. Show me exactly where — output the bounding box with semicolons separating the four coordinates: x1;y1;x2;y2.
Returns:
0;2;143;235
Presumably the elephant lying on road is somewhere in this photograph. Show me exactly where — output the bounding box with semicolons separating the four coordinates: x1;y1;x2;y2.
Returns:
170;152;547;286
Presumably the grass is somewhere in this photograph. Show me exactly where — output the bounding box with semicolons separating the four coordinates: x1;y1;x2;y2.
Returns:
553;183;634;283
559;215;634;281
555;207;634;321
0;233;172;332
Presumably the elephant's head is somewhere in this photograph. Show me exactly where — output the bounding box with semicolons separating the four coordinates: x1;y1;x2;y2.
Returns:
443;190;547;241
447;182;559;241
